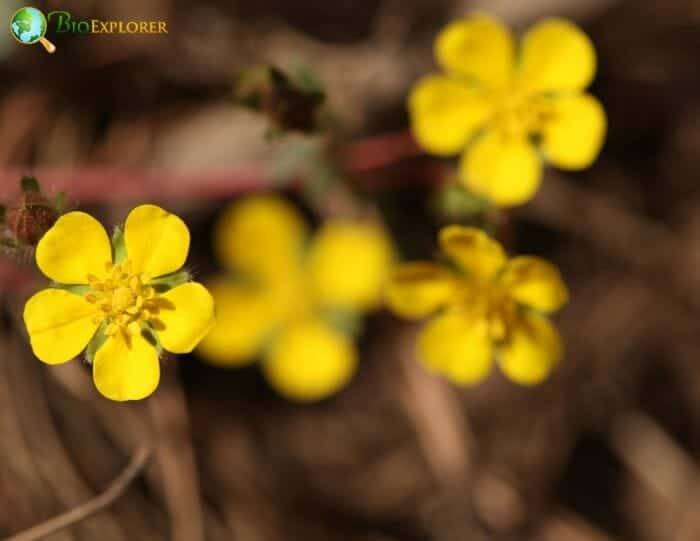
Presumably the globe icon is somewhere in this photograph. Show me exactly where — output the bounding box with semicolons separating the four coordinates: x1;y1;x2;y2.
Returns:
10;6;55;53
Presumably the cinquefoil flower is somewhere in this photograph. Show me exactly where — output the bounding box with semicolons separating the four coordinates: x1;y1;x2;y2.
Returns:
409;14;606;206
197;195;395;402
386;226;568;385
23;205;215;401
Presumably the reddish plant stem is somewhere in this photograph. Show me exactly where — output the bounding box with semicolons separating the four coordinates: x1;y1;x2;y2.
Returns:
0;132;429;202
0;130;433;291
0;167;271;202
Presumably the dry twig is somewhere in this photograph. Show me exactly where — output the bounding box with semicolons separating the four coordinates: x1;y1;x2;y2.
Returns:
3;446;153;541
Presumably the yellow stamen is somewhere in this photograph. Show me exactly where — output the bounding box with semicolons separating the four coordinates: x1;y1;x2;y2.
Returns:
84;258;161;336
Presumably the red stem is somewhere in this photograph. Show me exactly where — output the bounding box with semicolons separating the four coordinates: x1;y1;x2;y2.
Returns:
0;130;438;289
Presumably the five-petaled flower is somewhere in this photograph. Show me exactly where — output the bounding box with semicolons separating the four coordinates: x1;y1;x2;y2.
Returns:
386;226;568;385
23;205;215;401
196;195;395;402
409;14;606;206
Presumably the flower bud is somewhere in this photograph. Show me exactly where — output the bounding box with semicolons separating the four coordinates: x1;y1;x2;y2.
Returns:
234;65;325;134
7;190;59;246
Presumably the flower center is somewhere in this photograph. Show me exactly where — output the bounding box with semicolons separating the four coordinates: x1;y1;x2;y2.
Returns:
85;260;156;337
455;279;515;342
484;285;515;341
488;87;554;139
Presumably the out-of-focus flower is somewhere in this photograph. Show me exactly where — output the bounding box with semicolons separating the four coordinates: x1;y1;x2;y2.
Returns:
409;14;606;206
197;195;395;402
213;195;308;280
386;226;568;385
23;205;215;401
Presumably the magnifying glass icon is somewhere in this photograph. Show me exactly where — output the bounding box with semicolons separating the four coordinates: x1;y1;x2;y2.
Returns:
10;7;56;54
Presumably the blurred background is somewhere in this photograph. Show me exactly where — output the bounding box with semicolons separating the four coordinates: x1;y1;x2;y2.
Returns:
3;0;700;540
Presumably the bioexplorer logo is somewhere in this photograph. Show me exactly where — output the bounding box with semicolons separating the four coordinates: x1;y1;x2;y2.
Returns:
10;6;168;54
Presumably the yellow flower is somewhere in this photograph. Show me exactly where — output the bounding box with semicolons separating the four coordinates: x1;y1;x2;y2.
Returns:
23;205;215;401
213;194;308;280
197;195;394;402
263;319;357;402
307;221;395;312
409;14;606;206
386;226;568;385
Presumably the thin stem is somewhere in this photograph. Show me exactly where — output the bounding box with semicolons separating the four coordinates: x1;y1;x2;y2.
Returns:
3;445;153;541
0;132;426;203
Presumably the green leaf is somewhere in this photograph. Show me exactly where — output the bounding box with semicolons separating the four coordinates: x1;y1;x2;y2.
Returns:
20;176;40;193
85;322;108;364
111;226;127;264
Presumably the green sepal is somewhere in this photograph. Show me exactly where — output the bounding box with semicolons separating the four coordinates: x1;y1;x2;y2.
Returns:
149;270;191;293
319;307;363;338
49;282;91;295
85;322;108;364
293;62;326;100
0;205;6;224
54;192;66;215
111;226;127;264
434;181;490;220
20;176;40;193
141;324;163;355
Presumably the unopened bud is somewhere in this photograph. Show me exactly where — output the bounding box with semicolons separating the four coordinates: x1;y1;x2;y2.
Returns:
234;65;325;134
7;191;59;246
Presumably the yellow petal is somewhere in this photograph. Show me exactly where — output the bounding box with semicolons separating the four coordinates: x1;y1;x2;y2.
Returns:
517;18;596;93
385;262;456;319
460;132;542;206
409;75;489;156
214;195;308;279
23;288;100;365
439;226;506;283
417;311;493;385
308;221;395;312
541;93;606;170
93;324;160;401
124;205;190;278
36;212;112;284
497;312;562;385
196;278;277;367
500;256;569;313
435;14;514;89
263;319;357;402
152;282;215;354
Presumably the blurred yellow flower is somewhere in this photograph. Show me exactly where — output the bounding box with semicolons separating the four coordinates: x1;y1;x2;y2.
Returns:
198;195;395;402
409;14;606;206
213;195;308;280
386;226;568;385
263;319;357;402
23;205;215;401
308;221;395;312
